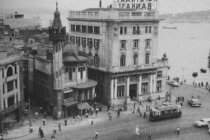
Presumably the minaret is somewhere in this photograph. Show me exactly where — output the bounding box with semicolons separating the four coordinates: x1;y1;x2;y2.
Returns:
49;2;66;119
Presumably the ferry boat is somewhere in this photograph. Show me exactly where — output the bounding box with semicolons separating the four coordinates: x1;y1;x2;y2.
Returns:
162;26;177;29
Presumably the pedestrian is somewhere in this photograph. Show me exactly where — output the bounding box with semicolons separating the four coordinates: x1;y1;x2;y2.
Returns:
176;127;180;135
43;118;46;126
91;118;94;125
38;127;42;136
95;131;99;139
95;107;99;117
5;128;8;136
148;131;152;140
64;119;67;126
109;113;112;120
39;107;43;113
144;112;147;118
44;111;47;118
58;123;61;131
85;112;89;119
134;102;136;109
137;106;140;113
135;126;140;135
39;127;44;138
0;134;3;140
117;109;120;118
35;112;39;118
51;133;55;140
99;106;102;112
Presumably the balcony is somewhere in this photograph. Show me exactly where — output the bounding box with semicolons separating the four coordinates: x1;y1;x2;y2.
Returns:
2;102;19;115
110;60;168;73
5;74;18;82
145;46;151;52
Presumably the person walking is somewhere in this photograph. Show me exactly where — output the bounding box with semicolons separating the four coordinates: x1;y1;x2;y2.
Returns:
0;134;3;140
43;118;46;126
51;133;55;140
58;123;61;131
64;119;67;126
176;127;180;135
91;118;94;125
148;131;152;140
135;126;140;136
117;108;120;118
85;112;89;119
95;131;99;139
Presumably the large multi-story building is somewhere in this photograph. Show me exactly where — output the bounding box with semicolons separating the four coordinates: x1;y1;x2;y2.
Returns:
0;51;24;132
34;3;97;119
68;0;169;106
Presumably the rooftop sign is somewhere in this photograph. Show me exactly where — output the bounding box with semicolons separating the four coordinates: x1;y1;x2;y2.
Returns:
115;0;158;11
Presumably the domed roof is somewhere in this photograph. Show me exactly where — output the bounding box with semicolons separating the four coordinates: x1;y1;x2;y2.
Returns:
63;43;78;56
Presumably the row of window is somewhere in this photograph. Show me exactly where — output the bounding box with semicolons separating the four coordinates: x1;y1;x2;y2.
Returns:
70;36;100;50
117;80;162;98
64;89;93;101
120;39;152;50
120;53;150;67
64;66;85;82
119;26;153;35
71;24;100;34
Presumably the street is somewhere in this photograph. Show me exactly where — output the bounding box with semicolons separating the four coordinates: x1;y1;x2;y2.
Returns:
20;85;210;140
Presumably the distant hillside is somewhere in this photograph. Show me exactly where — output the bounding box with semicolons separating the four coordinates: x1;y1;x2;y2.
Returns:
160;10;210;23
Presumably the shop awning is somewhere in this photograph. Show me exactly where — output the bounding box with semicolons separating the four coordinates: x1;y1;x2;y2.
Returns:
72;80;97;89
3;117;16;123
77;102;91;110
63;101;78;107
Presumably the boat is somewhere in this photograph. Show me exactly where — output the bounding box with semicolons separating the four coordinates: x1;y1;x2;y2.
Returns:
162;26;177;29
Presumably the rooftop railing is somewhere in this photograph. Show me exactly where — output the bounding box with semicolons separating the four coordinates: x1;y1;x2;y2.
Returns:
69;10;158;20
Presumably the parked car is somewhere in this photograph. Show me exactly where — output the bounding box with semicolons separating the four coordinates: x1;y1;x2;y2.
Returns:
188;98;202;107
193;118;210;127
168;80;179;87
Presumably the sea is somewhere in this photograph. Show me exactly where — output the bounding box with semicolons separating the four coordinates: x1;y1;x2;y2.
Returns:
27;12;210;85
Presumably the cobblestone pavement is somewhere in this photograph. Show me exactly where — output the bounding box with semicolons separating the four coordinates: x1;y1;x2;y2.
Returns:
1;84;210;140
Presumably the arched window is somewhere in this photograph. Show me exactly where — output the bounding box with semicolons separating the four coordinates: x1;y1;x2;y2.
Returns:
145;53;150;64
120;55;126;67
7;66;13;77
94;54;100;66
133;54;138;65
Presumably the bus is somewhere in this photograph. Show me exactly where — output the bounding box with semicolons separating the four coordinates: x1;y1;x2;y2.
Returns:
149;103;182;121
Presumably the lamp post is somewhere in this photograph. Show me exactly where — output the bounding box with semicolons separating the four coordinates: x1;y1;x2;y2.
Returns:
28;98;32;129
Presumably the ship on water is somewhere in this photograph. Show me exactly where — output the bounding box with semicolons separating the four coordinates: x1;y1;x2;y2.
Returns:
162;26;177;29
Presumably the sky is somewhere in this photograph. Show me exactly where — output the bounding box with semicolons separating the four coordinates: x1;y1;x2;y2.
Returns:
0;0;210;14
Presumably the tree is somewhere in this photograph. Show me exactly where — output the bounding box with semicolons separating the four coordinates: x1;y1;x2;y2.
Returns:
192;72;198;86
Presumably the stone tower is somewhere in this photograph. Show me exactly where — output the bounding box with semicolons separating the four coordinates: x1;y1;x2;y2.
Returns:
49;2;66;119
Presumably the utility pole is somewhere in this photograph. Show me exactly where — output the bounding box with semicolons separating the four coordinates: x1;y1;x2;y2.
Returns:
80;95;82;120
0;112;3;133
28;98;31;128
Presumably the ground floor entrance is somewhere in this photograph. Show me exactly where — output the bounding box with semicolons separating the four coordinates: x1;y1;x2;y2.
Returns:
129;84;137;100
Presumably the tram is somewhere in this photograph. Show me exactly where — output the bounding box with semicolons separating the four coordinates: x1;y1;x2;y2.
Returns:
149;103;182;121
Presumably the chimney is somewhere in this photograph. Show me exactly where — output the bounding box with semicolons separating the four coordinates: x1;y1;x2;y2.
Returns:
99;0;102;8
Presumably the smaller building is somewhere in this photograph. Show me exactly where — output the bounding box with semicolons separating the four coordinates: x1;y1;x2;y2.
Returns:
0;51;24;133
34;3;97;119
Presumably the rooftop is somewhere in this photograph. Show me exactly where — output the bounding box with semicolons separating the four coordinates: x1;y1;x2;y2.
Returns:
68;8;159;21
